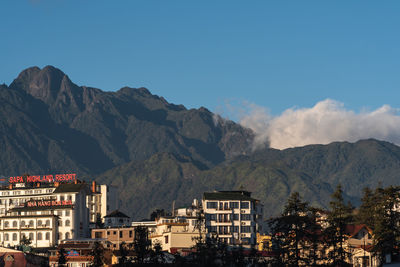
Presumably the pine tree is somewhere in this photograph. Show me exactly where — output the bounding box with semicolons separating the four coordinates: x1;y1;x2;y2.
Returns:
268;192;311;266
325;184;353;266
357;187;376;228
57;247;67;267
372;186;400;264
133;226;151;264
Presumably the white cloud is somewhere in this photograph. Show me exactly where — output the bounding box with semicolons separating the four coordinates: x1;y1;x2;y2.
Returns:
238;99;400;150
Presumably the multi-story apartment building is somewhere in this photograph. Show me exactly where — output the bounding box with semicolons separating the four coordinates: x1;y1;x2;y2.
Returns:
0;174;116;248
202;190;263;247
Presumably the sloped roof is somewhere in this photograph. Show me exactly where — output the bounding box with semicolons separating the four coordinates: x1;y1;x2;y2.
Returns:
345;224;372;238
104;210;130;218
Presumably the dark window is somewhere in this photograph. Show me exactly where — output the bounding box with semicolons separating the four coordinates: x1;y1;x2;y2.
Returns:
240;214;251;220
240;226;251;233
113;231;117;235
129;231;133;238
230;202;239;209
107;231;110;235
165;236;169;244
232;214;239;220
206;202;217;209
119;231;123;238
95;232;102;238
240;202;249;209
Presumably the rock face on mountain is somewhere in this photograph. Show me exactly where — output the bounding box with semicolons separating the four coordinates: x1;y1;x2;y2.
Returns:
1;66;253;176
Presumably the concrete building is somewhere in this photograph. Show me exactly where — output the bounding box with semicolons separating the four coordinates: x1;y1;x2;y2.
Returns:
202;190;263;247
104;210;131;228
91;226;135;250
150;215;203;254
0;175;116;248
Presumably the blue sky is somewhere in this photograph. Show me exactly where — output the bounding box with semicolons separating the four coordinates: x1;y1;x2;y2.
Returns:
1;1;400;118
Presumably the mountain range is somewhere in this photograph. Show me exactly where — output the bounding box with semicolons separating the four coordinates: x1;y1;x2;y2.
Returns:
2;66;400;220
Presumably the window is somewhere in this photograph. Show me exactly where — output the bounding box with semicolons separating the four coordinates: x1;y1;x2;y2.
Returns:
119;231;123;238
4;233;8;241
240;226;251;233
129;231;133;238
240;214;251;220
107;231;110;235
95;232;102;238
230;202;239;209
38;233;42;240
65;210;70;216
65;220;70;227
65;232;70;239
60;196;64;201
67;195;72;200
12;221;17;228
29;233;34;240
12;233;17;241
38;220;42;226
206;202;218;209
59;221;62;227
29;220;34;227
4;221;9;228
164;236;169;244
240;202;249;209
231;226;239;233
46;220;50;227
46;232;50;240
232;214;239;221
113;231;117;235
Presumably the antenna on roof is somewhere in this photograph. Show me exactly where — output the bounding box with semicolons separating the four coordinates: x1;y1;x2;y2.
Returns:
172;200;175;216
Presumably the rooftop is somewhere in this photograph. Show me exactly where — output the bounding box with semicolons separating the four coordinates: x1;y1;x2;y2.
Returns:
53;183;87;193
203;191;257;201
104;210;130;218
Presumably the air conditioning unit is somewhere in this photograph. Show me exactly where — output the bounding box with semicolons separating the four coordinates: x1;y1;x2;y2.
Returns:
241;222;246;226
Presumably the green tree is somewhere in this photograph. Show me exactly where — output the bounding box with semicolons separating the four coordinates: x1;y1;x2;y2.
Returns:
133;226;151;264
268;192;312;266
357;187;376;227
57;247;67;267
325;184;354;266
372;186;400;264
90;241;105;267
118;241;131;266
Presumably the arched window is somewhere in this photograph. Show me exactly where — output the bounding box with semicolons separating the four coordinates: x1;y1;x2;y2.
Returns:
4;221;9;228
12;233;17;241
29;220;34;227
21;221;25;227
46;220;50;227
4;233;9;241
45;232;50;240
12;221;17;228
37;220;42;226
65;220;70;227
29;233;34;240
65;232;70;239
37;233;42;240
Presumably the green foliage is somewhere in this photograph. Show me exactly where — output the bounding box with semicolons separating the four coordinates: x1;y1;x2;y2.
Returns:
90;241;105;267
57;247;67;267
324;184;354;266
133;226;151;264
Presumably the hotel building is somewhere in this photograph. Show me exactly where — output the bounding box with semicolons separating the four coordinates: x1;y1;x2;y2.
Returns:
0;175;117;248
202;190;263;247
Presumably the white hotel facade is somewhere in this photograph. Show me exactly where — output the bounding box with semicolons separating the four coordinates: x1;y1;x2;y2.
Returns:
0;179;117;248
202;191;263;247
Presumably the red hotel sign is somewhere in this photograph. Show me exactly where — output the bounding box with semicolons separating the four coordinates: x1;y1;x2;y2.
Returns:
27;200;73;208
9;173;76;184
